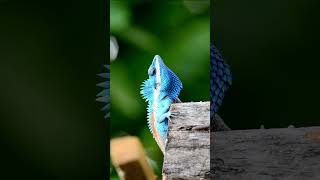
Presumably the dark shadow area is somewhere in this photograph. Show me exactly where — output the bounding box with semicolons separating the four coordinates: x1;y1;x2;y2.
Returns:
213;0;320;130
0;0;109;179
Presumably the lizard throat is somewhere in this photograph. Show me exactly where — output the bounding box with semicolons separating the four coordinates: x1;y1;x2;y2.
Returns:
153;59;161;111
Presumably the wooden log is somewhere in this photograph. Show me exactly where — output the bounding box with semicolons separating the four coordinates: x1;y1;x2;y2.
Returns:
163;101;210;180
110;136;156;180
211;126;320;180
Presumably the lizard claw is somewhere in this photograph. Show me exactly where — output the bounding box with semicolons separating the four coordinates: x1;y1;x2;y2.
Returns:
169;112;178;120
157;111;171;123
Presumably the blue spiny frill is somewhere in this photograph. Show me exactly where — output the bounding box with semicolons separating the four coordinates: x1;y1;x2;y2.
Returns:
140;78;157;135
96;65;110;119
211;44;232;114
140;78;155;134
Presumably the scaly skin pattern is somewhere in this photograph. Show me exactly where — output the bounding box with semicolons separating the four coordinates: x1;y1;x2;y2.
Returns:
97;65;110;119
211;44;232;115
140;55;182;153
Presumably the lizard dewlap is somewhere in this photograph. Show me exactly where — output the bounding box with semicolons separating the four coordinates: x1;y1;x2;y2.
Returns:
140;55;182;153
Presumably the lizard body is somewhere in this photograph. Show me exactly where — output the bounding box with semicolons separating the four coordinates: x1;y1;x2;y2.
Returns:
141;55;182;153
211;44;232;130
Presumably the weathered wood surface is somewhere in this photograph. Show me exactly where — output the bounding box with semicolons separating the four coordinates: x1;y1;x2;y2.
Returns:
211;126;320;180
163;101;210;180
110;136;156;180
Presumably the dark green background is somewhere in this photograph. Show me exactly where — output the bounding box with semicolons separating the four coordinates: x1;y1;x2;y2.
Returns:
213;0;320;129
0;0;108;179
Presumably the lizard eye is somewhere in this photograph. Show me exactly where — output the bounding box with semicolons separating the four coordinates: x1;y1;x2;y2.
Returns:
151;69;156;76
148;68;156;76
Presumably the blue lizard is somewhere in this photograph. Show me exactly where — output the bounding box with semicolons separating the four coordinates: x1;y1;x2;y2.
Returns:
140;55;183;153
97;65;110;119
211;44;232;130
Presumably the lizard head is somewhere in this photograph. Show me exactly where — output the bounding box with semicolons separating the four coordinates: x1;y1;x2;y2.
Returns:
141;55;182;102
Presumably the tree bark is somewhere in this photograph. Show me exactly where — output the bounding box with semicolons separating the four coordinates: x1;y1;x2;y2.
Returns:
163;101;210;180
211;127;320;180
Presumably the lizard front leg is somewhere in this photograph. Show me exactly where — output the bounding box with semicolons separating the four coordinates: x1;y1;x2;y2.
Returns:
156;97;174;123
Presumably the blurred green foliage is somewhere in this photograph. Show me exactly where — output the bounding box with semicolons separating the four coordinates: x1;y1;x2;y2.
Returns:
110;0;209;178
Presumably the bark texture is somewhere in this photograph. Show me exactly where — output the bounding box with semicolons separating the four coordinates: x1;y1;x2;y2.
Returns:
211;127;320;180
163;102;210;180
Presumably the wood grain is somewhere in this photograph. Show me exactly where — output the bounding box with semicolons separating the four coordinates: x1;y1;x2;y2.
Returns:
211;127;320;180
163;102;210;180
